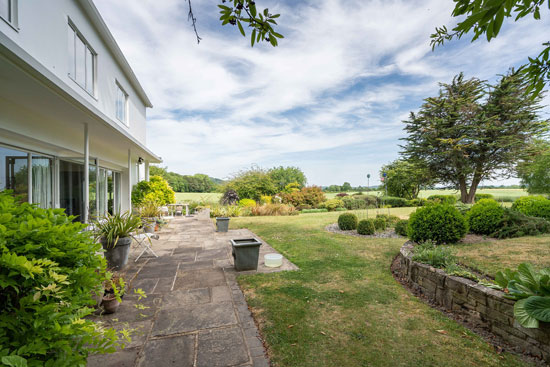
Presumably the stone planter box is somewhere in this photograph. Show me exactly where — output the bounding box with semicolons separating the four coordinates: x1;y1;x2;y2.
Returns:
394;242;550;362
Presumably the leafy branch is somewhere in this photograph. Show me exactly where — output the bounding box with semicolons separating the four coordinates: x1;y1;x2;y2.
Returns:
431;0;549;96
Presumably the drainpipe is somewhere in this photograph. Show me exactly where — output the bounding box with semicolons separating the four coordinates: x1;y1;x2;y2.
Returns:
27;153;32;204
128;149;132;212
84;123;89;223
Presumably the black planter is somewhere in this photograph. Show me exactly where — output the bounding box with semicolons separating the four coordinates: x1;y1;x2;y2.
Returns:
102;237;132;270
231;238;262;271
216;217;230;232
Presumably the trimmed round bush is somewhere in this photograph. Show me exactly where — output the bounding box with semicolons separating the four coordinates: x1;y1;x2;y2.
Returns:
512;196;550;220
408;203;468;244
373;217;387;231
338;213;358;230
394;219;409;236
467;199;504;235
357;219;376;235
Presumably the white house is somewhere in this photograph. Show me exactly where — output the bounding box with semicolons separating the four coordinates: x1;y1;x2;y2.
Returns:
0;0;161;222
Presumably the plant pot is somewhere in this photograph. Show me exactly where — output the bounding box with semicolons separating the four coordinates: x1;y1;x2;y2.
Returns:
143;220;155;234
102;296;120;314
216;217;230;232
231;238;262;271
101;237;132;270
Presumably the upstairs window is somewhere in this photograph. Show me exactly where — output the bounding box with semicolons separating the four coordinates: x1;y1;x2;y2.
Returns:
0;0;17;27
68;22;95;96
115;82;128;125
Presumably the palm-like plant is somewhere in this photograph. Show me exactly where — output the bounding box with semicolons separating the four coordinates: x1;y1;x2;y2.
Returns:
94;212;142;250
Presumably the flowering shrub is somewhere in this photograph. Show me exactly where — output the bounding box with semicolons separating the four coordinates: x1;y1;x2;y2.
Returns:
132;175;176;206
0;192;122;365
281;186;326;207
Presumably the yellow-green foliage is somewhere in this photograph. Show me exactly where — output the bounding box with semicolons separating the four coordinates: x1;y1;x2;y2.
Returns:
319;198;344;211
0;192;123;365
260;195;272;204
132;175;176;206
239;198;257;207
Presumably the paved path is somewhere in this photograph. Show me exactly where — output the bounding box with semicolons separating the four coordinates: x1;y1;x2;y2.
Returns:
88;211;296;367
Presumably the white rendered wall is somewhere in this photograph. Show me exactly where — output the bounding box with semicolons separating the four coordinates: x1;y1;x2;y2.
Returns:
0;0;148;144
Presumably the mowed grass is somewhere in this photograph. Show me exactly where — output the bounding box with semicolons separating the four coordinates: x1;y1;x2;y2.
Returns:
455;235;550;277
231;212;528;367
176;188;528;203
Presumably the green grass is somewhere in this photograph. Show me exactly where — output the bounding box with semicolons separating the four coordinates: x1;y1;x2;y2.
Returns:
454;235;550;277
231;212;528;367
174;192;222;203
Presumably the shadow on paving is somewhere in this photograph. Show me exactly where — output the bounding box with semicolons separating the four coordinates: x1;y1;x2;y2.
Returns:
88;211;297;367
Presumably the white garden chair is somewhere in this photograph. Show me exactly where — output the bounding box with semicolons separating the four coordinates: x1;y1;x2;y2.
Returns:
132;232;159;262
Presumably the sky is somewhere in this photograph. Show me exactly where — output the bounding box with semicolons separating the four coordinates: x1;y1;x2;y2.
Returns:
94;0;550;187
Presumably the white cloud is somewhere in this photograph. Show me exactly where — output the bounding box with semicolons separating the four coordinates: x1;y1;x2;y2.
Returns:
94;0;550;186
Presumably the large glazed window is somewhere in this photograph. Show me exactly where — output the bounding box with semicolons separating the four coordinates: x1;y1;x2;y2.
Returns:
0;0;16;27
31;156;53;209
115;82;128;125
0;146;28;202
68;23;96;96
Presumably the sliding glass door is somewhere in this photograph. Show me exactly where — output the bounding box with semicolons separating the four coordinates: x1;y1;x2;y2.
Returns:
59;160;85;221
32;156;53;208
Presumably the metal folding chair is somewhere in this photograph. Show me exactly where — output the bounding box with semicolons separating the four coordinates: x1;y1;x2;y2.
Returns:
132;233;159;262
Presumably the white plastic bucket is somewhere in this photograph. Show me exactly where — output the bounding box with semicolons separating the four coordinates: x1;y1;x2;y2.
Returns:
264;253;283;268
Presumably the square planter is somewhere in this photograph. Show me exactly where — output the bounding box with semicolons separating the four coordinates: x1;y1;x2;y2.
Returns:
231;238;262;271
216;217;230;232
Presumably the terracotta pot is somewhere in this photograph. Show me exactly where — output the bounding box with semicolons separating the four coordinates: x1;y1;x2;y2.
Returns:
102;296;120;314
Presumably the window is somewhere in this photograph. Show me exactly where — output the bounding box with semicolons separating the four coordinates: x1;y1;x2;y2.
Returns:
68;22;95;95
116;82;128;124
0;0;16;27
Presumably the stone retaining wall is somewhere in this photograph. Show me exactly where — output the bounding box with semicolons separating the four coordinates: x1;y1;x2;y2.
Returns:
394;242;550;361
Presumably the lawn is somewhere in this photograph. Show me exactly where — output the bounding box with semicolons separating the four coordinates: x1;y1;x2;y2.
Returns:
176;188;528;203
231;211;529;367
455;235;550;277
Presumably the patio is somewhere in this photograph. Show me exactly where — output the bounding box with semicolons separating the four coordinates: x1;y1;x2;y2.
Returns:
87;210;297;367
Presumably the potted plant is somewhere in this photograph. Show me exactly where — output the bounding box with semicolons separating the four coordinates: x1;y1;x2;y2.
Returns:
102;273;126;314
94;212;142;270
138;200;162;233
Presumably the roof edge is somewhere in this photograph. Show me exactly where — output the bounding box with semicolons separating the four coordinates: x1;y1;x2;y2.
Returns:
78;0;153;108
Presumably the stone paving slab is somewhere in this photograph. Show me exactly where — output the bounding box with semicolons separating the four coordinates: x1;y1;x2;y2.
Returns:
88;210;297;366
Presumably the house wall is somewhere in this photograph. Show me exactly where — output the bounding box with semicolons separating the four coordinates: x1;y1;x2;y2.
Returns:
0;0;148;144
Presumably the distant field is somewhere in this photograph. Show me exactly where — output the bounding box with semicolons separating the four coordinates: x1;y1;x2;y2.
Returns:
175;188;528;203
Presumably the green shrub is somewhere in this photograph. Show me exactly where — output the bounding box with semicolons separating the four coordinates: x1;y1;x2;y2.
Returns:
376;214;400;226
373;217;387;231
467;199;504;235
394;220;409;236
412;241;456;268
333;207;347;211
301;208;328;213
427;194;457;205
454;202;473;215
407;198;428;207
342;197;367;210
223;168;277;201
238;198;257;207
0;192;122;365
132;175;176;206
357;219;376;235
491;208;550;239
497;196;516;203
338;213;358;230
512;196;550;220
474;193;494;202
377;196;409;207
220;189;239;205
281;186;326;207
408;203;468;244
318;198;344;211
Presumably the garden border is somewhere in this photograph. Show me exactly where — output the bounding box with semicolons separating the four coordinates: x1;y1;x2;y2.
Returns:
392;242;550;363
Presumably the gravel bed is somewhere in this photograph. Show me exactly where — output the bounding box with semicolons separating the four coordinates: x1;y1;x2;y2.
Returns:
325;223;402;238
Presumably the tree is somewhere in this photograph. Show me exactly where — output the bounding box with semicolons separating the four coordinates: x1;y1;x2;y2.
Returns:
380;159;432;199
341;182;352;192
268;166;307;191
186;0;283;47
517;139;550;194
431;0;550;96
224;166;277;201
402;71;548;203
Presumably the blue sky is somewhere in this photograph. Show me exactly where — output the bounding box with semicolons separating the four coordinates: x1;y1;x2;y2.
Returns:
94;0;550;187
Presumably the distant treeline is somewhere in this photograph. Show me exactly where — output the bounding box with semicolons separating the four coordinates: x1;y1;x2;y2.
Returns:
149;166;223;193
